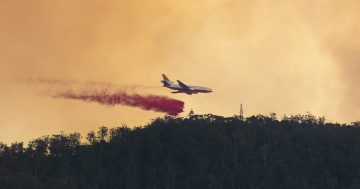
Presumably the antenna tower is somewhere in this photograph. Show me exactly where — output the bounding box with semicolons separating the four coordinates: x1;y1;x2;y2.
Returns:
240;104;244;120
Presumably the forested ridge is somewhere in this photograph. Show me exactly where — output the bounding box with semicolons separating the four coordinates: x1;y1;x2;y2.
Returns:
1;113;360;189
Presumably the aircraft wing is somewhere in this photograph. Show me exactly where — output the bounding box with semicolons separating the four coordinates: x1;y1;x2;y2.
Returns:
172;91;193;95
177;80;191;90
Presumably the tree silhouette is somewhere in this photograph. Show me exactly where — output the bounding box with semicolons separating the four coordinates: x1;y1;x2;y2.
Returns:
86;131;97;145
1;113;360;189
97;126;109;142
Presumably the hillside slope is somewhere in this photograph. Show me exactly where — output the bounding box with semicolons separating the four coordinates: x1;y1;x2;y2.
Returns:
1;114;360;189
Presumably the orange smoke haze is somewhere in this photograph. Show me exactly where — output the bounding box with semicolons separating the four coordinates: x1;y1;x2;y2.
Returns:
0;0;360;143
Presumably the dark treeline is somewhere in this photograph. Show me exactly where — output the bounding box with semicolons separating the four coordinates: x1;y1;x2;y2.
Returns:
1;113;360;189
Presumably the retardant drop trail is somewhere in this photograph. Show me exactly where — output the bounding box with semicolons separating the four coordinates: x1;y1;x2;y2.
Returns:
52;90;184;116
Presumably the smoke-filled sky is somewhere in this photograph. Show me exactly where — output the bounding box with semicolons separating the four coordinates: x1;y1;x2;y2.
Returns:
1;0;360;143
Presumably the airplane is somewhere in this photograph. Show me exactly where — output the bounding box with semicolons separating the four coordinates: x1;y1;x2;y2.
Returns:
161;74;213;95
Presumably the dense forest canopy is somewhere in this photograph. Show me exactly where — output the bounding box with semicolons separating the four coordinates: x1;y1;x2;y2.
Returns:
1;113;360;189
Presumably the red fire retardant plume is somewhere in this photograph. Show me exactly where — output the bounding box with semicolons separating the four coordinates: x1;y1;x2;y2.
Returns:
53;90;184;116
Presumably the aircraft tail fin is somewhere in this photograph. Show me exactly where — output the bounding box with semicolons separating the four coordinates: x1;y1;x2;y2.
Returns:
162;74;170;81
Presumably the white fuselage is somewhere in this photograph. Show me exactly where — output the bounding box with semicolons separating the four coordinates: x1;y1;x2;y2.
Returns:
161;80;212;95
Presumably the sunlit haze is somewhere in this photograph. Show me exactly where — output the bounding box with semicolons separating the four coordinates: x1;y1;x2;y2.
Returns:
1;0;360;143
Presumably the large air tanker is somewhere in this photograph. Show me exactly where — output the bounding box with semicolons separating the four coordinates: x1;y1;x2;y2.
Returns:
161;74;213;95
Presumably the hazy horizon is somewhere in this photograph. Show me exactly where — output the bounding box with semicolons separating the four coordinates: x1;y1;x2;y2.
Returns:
1;0;360;144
